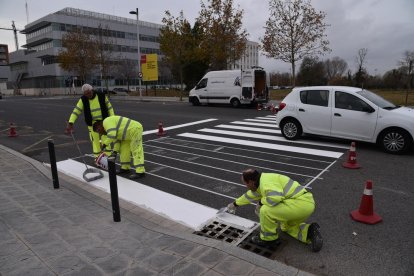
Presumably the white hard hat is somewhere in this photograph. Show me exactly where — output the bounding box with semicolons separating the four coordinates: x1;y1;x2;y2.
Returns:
82;84;93;92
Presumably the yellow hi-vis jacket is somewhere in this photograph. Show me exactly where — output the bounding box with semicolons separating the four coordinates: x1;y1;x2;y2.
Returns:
235;173;310;207
101;116;142;149
69;93;114;125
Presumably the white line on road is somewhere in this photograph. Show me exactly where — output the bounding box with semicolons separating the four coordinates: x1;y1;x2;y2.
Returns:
303;160;338;189
198;128;349;149
152;137;333;164
146;160;244;187
244;118;278;123
145;144;319;178
178;133;343;158
215;124;281;134
230;121;280;128
22;135;52;153
148;139;325;171
143;118;217;135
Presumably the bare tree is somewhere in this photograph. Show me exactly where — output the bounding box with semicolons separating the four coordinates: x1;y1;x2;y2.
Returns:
94;24;115;95
115;56;138;92
324;56;348;83
355;48;368;88
261;0;330;86
399;50;414;104
58;28;98;83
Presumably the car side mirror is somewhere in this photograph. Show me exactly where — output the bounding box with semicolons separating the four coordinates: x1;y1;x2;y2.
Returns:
362;106;375;113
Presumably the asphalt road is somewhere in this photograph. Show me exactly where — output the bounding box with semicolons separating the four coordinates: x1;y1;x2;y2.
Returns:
1;95;413;275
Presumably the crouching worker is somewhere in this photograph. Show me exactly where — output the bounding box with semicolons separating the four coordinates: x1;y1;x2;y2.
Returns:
226;169;322;252
93;115;145;179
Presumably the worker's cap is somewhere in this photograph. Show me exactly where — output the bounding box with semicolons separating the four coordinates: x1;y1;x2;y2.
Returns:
82;84;93;92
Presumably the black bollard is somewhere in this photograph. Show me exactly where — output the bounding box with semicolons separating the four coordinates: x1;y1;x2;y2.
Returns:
47;139;59;189
108;156;121;222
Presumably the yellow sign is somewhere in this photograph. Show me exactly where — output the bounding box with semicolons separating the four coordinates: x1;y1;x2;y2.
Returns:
141;54;158;81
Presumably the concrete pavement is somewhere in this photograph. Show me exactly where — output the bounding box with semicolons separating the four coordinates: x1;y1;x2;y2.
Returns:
0;144;310;276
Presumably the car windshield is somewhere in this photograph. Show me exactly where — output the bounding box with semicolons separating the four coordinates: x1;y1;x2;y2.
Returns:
357;89;398;110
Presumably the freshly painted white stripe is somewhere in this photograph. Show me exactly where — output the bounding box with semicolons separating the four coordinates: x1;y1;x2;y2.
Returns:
154;137;333;164
198;128;349;149
146;144;320;178
231;121;280;128
244;118;278;124
178;133;343;158
303;160;337;189
143;118;217;135
254;117;277;121
215;124;280;134
146;160;244;187
148;140;325;171
56;159;256;230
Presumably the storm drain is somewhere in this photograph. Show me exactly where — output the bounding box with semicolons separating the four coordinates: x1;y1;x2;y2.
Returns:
194;219;278;259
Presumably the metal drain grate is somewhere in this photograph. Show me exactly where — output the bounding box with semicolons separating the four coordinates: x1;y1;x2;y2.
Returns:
194;219;280;259
194;220;248;245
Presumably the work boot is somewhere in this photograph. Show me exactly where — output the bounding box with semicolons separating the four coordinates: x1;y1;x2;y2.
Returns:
251;235;281;248
308;223;323;252
129;172;145;180
116;168;130;175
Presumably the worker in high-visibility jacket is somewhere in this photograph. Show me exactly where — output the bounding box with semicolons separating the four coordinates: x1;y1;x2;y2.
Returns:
226;169;323;252
93;115;145;179
66;84;115;157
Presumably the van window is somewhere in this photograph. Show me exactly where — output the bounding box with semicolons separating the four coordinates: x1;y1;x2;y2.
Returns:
300;90;329;107
196;78;207;90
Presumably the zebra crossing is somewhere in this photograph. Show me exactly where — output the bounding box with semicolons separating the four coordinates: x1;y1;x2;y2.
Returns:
141;114;348;216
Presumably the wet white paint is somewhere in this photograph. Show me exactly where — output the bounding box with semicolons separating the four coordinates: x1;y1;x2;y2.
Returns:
56;159;256;230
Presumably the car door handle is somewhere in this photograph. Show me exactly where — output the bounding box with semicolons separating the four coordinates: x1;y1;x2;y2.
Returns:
299;108;305;112
334;113;342;117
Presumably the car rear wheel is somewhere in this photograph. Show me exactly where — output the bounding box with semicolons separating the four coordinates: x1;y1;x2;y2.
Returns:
379;128;412;154
281;119;302;140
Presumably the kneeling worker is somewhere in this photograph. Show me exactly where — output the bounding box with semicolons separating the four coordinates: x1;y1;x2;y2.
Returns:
93;116;145;179
226;169;323;252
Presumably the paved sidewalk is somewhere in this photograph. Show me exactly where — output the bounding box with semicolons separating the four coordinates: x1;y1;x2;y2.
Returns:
0;145;310;276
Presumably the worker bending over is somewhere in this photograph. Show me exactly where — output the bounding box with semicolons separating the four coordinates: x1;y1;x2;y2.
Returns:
227;169;323;252
66;84;114;157
93;115;145;179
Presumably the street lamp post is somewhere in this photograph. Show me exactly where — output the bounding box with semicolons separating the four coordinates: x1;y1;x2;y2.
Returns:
129;8;142;100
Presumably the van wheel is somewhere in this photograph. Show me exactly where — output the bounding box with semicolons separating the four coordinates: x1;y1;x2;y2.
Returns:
281;119;302;140
192;97;200;106
231;99;240;108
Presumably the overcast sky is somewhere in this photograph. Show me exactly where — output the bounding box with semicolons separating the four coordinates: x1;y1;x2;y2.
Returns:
1;0;413;75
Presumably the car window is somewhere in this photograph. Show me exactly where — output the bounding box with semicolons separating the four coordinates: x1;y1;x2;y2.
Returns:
196;78;207;90
299;90;329;107
335;91;371;111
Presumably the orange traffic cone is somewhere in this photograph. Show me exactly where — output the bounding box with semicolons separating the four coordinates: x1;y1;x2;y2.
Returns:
8;123;18;137
342;142;360;169
350;180;382;224
256;103;262;111
157;121;166;136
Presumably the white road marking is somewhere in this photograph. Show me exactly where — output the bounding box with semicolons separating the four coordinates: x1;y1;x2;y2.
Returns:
22;135;53;153
156;137;333;163
198;128;349;149
56;159;256;230
148;140;325;171
143;118;217;135
215;124;281;134
145;144;319;178
244;118;278;123
146;160;244;187
230;121;279;128
178;133;343;158
303;160;338;189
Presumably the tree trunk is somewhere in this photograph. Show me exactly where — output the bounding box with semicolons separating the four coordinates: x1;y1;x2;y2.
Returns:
291;61;296;87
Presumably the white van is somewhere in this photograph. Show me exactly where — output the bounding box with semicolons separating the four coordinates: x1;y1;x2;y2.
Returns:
189;68;269;107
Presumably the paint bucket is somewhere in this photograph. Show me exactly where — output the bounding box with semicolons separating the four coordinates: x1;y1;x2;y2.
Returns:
95;152;108;170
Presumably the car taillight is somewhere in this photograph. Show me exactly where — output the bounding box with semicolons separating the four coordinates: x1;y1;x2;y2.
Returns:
278;102;286;111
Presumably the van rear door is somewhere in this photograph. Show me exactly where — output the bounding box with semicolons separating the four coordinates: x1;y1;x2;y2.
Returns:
241;70;254;101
